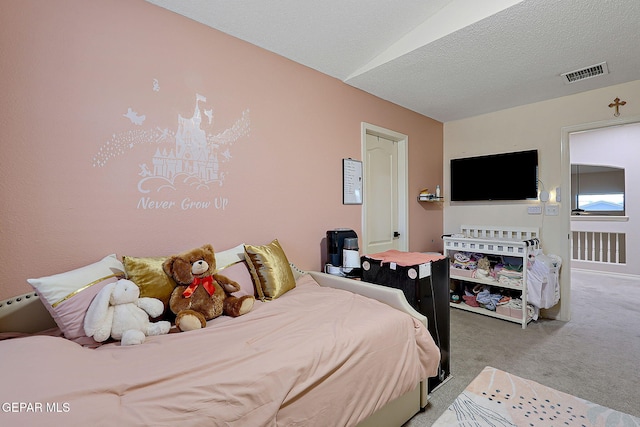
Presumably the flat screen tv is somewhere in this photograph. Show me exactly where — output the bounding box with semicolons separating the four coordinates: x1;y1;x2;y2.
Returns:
450;149;538;201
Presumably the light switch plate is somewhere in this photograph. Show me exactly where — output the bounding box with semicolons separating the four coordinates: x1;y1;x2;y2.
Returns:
545;204;559;216
528;206;542;215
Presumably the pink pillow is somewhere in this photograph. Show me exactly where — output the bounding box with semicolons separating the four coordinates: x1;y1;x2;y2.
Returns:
38;276;117;344
27;254;125;344
219;261;255;297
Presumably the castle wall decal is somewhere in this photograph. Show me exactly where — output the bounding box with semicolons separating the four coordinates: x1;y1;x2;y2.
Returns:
93;82;250;212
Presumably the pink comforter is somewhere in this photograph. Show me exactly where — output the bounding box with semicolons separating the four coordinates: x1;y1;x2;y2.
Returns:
0;274;440;427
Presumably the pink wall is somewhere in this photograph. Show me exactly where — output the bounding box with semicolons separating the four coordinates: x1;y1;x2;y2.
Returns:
0;0;443;300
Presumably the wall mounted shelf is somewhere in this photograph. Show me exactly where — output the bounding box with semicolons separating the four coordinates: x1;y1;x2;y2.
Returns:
418;196;444;202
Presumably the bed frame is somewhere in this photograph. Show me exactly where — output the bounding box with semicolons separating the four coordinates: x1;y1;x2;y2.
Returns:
0;265;429;427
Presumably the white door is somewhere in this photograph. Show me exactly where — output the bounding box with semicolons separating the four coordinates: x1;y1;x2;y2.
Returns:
363;128;408;255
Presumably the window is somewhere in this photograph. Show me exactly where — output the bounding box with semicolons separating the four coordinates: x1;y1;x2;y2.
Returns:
577;193;624;213
572;164;625;216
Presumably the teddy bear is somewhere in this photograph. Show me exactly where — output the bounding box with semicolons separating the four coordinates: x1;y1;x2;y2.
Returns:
84;279;171;346
163;244;255;332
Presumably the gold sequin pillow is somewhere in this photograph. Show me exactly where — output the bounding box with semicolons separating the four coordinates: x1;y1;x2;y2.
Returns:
123;256;176;310
244;239;295;300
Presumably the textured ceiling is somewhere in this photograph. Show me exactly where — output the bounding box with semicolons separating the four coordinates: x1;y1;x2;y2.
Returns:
146;0;640;122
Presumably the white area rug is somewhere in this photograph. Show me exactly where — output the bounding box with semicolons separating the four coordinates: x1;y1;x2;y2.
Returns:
433;366;640;426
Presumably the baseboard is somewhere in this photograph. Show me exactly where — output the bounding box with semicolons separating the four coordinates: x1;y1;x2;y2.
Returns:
571;267;640;281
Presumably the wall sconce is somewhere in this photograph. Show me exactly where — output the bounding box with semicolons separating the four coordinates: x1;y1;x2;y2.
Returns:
539;190;550;202
537;179;549;203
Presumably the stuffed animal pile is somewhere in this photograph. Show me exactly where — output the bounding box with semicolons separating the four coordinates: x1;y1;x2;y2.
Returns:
83;244;256;344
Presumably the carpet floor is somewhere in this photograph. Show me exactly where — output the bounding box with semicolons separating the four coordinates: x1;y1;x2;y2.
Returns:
405;269;640;426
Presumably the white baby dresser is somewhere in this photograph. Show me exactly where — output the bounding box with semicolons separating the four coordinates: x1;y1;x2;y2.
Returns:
443;225;545;329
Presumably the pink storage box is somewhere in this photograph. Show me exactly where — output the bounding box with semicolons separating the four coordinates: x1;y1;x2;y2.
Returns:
509;306;524;319
450;267;475;278
496;305;510;317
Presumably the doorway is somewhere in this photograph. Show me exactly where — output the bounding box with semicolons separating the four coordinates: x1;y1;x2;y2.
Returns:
567;120;639;275
361;122;408;255
559;115;640;321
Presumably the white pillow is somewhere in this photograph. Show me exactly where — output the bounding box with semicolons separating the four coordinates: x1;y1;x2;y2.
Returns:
28;254;124;306
215;243;246;270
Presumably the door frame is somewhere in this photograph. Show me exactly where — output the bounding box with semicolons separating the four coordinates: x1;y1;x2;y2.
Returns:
361;122;409;253
559;114;640;322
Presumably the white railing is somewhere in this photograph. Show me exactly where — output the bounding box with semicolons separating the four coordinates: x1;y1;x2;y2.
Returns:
460;225;539;241
571;231;626;264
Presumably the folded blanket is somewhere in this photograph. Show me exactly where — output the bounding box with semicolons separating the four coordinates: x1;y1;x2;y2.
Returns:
366;250;445;266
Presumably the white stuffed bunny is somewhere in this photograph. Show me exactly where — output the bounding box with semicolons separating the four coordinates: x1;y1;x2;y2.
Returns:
84;279;171;346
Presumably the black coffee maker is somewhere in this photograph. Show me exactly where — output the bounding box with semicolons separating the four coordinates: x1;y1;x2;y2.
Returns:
326;229;361;278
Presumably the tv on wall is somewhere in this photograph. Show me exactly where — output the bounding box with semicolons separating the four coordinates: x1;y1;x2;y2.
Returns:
450;149;539;201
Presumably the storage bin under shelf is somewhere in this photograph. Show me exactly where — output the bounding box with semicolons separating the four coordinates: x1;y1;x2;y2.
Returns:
449;301;533;325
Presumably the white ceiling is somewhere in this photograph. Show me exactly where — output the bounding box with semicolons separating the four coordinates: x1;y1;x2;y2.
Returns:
146;0;640;122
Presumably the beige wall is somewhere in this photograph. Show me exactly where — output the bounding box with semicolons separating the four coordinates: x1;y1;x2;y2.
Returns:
0;0;443;299
444;79;640;321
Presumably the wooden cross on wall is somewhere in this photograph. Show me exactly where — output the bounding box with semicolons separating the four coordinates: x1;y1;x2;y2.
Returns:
608;97;626;117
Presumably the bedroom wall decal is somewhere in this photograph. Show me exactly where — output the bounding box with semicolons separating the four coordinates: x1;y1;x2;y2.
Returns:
92;86;250;212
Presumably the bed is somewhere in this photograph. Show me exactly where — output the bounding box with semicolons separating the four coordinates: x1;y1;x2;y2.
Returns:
0;243;441;427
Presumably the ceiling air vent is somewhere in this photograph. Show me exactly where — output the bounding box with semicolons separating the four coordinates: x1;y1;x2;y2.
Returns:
561;62;609;84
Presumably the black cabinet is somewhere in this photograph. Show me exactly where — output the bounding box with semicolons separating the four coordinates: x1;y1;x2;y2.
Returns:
361;255;450;393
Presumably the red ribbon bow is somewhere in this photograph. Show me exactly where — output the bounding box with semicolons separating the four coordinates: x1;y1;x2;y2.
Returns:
182;275;215;298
